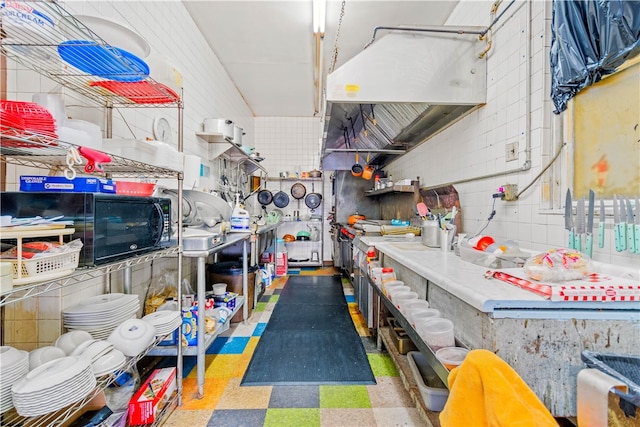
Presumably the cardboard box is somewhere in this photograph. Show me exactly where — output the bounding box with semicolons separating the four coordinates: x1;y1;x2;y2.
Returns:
20;175;116;193
128;367;176;425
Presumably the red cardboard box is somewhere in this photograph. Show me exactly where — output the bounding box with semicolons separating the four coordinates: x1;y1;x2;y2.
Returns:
128;367;176;425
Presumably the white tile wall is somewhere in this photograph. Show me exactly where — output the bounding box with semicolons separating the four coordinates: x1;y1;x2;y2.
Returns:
385;0;638;270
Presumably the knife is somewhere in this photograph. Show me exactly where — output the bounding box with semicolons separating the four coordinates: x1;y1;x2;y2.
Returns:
575;197;585;253
635;196;640;255
565;189;575;249
585;190;594;257
598;199;605;249
619;196;627;251
613;195;622;252
626;198;636;253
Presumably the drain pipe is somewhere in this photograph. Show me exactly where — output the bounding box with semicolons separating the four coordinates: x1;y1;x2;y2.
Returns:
421;0;534;192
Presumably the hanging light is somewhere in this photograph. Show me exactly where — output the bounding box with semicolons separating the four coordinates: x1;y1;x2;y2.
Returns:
312;0;326;35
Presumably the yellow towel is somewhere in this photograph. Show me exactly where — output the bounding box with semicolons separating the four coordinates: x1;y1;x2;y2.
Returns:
439;349;558;427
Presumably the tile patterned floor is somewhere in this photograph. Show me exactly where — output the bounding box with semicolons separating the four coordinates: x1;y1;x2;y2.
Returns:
165;267;425;427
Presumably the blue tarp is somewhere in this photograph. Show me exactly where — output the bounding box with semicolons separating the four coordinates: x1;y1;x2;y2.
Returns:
550;0;640;114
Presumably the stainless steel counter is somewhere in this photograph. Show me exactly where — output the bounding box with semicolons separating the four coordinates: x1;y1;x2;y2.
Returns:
360;236;640;417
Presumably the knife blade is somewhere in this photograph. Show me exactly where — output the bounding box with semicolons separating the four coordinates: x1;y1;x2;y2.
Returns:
598;199;605;248
613;195;622;252
565;189;575;249
575;198;585;252
626;198;636;253
635;196;640;255
619;196;627;251
585;189;595;257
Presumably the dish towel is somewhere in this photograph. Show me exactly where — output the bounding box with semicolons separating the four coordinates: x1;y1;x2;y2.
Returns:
439;349;558;427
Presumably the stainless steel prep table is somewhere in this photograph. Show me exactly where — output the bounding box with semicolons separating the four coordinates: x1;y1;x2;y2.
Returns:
161;233;251;398
359;236;640;417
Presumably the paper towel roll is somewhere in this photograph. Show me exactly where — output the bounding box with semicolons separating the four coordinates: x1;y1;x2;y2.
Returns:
577;368;628;426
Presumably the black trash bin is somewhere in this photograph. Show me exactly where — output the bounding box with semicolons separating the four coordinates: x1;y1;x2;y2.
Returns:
207;261;258;322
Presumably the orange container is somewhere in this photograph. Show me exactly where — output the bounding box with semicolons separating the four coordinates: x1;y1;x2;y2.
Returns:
115;181;155;196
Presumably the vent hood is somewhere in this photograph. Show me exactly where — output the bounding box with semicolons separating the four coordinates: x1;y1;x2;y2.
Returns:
321;28;487;170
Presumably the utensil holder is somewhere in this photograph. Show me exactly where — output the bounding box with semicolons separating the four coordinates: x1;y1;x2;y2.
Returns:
421;221;440;248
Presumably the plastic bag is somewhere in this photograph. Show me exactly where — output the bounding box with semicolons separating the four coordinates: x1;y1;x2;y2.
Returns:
144;269;178;315
523;248;592;282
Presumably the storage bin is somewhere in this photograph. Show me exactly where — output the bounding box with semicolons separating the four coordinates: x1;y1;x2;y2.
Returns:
9;247;81;285
407;351;449;411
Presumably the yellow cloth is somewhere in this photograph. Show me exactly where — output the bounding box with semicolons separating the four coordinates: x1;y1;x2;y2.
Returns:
439;349;558;427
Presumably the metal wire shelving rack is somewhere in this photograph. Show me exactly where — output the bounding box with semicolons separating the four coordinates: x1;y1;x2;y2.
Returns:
1;1;186;424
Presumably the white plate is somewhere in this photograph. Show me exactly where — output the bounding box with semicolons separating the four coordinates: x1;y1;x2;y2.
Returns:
11;356;90;395
0;346;24;369
92;348;126;377
54;330;94;355
28;346;66;370
108;319;155;357
63;293;139;314
64;15;151;58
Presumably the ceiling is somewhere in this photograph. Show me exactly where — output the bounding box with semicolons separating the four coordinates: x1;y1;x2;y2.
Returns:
183;1;460;118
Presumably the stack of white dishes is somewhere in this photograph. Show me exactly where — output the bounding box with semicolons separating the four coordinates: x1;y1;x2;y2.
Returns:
63;293;140;340
91;348;126;377
0;346;29;414
142;310;181;337
11;356;96;417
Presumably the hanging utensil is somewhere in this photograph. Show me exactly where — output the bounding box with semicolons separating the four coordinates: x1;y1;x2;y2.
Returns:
305;182;322;210
291;182;306;199
360;104;368;136
348;116;357;142
362;152;374;180
351;152;363;177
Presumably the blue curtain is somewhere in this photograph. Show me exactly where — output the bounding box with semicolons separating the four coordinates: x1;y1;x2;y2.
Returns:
550;0;640;114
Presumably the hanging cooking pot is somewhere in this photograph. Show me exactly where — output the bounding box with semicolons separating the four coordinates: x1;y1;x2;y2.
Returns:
351;152;363;177
291;182;306;199
257;189;273;206
273;191;290;208
305;183;322;210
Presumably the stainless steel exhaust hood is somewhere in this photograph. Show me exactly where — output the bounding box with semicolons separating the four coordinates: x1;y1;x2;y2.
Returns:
321;28;487;170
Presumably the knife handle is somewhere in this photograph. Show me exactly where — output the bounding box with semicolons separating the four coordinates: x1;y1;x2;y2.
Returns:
620;223;627;251
614;224;621;252
635;224;640;254
598;222;605;248
615;224;626;251
627;223;635;253
574;233;582;253
569;230;575;249
585;234;593;258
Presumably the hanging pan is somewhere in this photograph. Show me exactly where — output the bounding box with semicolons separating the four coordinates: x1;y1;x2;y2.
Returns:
351;152;363;177
257;189;273;206
291;182;306;199
305;183;322;210
273;191;289;208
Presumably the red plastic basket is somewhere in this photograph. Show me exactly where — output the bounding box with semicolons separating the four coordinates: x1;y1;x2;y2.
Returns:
115;181;156;196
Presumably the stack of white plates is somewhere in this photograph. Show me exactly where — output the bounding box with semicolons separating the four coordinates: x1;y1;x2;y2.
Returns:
142;310;182;336
0;346;29;414
11;356;96;417
63;294;140;340
91;348;126;377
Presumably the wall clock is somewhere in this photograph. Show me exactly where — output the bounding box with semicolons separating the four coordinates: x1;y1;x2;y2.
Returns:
152;116;173;144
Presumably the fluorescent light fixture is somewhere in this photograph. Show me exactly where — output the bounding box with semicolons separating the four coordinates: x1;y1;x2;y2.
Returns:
313;0;326;34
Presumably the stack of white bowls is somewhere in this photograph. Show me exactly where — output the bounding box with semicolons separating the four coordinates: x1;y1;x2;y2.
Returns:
142;310;181;337
0;346;29;413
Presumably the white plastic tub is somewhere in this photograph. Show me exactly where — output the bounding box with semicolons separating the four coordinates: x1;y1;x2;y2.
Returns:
407;351;449;411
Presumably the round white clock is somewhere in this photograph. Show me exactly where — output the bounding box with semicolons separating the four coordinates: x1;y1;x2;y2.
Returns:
152;116;173;144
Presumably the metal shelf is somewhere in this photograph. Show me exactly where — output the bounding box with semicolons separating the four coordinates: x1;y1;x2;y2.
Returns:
1;2;180;107
0;127;182;179
365;183;417;197
0;330;178;426
147;296;245;356
196;134;266;175
0;246;180;307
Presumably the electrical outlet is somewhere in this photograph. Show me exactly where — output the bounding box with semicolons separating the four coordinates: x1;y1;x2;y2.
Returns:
505;142;518;162
502;184;518;201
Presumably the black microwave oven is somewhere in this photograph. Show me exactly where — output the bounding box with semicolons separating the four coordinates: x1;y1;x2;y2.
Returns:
1;192;172;266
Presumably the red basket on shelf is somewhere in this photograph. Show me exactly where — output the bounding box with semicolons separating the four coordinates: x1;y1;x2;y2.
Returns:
115;181;156;196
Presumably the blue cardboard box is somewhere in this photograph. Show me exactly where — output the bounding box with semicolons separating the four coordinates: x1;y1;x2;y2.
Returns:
20;176;116;193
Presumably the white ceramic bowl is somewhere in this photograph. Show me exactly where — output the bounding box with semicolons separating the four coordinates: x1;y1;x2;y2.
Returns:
54;330;93;355
91;348;126;377
108;319;155;357
74;340;114;363
28;346;66;370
